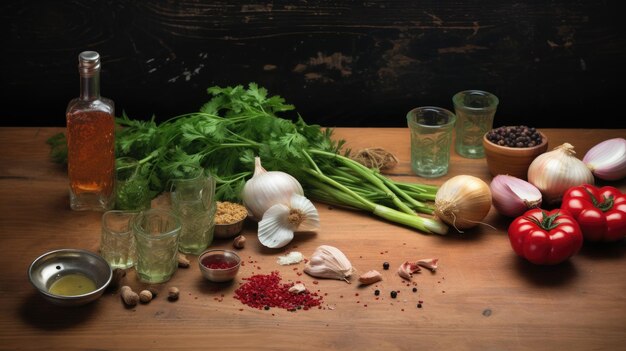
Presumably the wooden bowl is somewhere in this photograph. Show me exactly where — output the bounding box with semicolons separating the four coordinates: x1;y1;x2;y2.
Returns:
482;131;548;179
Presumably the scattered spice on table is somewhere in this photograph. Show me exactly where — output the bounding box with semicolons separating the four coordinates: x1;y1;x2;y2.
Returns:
234;271;323;311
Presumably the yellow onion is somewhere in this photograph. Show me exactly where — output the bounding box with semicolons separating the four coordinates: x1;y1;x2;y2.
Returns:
528;143;594;205
434;175;492;231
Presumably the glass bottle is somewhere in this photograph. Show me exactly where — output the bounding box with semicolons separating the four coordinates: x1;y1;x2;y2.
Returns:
66;51;115;211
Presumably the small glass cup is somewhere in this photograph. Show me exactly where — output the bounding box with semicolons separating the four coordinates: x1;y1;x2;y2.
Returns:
169;166;216;255
115;157;151;211
133;208;182;283
453;90;499;158
100;210;137;269
407;106;457;178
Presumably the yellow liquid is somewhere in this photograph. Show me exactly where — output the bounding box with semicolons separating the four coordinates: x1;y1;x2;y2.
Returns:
48;273;97;296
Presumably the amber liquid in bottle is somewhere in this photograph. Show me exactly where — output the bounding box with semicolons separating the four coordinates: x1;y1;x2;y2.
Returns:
66;51;115;211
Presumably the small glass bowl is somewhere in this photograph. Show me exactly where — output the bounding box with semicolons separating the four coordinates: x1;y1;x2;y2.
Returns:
198;249;241;282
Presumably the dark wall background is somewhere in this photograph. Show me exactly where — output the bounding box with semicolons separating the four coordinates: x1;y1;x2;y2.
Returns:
1;0;625;128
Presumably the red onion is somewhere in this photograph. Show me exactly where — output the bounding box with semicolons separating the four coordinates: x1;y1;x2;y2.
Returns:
490;175;542;217
583;138;626;181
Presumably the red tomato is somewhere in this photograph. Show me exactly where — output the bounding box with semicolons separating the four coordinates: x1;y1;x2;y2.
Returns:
508;208;583;265
561;184;626;242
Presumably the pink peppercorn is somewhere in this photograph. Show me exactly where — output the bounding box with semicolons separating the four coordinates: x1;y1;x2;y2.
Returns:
234;271;323;311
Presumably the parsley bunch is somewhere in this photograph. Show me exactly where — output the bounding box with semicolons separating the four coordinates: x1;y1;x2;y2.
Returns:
53;83;447;234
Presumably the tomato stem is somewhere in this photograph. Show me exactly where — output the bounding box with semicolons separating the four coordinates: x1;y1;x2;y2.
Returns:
584;188;614;212
526;210;563;231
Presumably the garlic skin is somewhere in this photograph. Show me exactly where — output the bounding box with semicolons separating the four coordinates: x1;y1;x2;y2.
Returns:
583;138;626;181
490;175;542;217
304;245;354;283
257;194;320;248
417;258;439;272
242;157;304;220
398;261;421;280
528;143;594;204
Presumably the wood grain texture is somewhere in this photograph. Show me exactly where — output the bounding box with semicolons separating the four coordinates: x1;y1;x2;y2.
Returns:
0;127;625;350
1;1;624;128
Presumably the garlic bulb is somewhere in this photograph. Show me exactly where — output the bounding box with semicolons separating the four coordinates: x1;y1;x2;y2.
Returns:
304;245;354;282
242;157;304;220
257;194;320;248
583;138;626;181
434;175;492;231
528;143;594;204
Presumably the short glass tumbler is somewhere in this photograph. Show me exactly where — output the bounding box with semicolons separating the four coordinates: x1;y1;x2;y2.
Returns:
133;208;181;283
100;210;137;269
170;166;216;255
407;107;457;178
453;90;499;158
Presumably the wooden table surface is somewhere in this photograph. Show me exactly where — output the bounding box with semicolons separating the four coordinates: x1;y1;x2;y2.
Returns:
1;127;625;351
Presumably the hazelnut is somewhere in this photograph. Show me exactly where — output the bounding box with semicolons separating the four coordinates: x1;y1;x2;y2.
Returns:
233;235;246;249
139;290;153;303
168;286;180;301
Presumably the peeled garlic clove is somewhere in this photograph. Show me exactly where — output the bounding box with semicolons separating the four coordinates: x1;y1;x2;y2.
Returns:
289;283;307;294
417;258;439;272
358;270;382;285
258;204;294;248
304;245;354;283
398;261;421;280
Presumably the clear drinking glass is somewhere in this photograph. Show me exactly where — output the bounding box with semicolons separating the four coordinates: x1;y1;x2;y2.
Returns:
407;106;457;178
133;208;181;283
453;90;499;158
115;157;151;211
169;166;216;255
100;210;137;269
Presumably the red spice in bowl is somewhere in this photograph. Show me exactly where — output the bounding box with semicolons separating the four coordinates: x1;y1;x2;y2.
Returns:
198;249;241;282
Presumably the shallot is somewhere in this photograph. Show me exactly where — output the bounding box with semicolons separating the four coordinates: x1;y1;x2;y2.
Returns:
490;175;542;217
583;138;626;181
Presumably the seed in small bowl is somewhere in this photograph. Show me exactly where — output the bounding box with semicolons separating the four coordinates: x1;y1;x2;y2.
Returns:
214;202;248;238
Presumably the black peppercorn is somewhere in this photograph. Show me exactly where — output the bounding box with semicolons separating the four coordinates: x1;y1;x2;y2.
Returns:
374;290;380;296
412;287;417;293
486;125;542;148
383;262;390;270
390;291;397;298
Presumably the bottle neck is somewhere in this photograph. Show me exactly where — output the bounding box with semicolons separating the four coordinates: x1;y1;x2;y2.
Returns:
79;72;100;100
